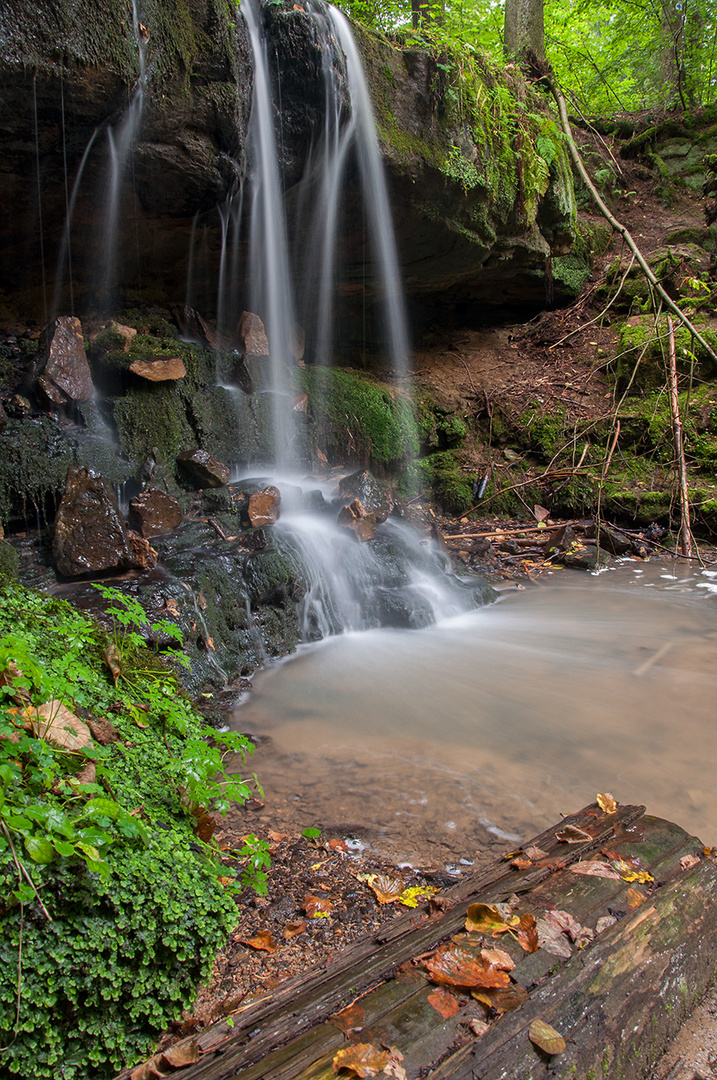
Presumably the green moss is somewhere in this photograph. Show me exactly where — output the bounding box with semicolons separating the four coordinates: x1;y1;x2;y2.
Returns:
0;417;75;527
113;385;196;479
615;315;717;390
296;367;419;468
0;540;19;583
419;450;474;513
417;393;467;450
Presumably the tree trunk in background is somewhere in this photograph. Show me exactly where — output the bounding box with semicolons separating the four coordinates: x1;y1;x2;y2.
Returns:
660;0;691;107
504;0;545;62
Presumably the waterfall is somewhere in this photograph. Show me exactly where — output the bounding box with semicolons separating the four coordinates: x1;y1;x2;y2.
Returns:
239;0;411;466
96;0;148;313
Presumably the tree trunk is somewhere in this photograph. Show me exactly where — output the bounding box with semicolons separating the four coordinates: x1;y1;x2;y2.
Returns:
504;0;545;62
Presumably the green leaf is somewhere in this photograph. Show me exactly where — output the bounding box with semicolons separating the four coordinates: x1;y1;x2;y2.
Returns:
53;839;76;858
24;835;55;863
302;827;322;839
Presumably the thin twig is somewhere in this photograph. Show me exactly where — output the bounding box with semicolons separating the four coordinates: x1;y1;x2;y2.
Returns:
666;316;695;558
1;821;52;922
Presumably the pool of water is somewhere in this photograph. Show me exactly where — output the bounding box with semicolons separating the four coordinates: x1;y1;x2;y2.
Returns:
231;559;717;864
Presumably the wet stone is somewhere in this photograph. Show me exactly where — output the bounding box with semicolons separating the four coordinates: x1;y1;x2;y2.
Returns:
338;470;394;524
129;356;187;382
177;449;231;488
246;486;281;527
239;311;269;356
52;466;147;577
37;316;94;404
338;497;377;543
129;488;183;538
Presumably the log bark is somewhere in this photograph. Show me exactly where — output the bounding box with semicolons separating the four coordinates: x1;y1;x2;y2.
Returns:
666;315;695;558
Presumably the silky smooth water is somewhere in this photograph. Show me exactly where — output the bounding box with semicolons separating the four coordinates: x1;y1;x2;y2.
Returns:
233;560;717;860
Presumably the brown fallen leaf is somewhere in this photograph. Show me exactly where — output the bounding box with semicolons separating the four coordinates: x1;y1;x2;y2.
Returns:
516;913;539;953
529;1018;566;1055
626;887;646;908
525;845;550;861
569;860;620;881
536;918;573;959
680;853;700;871
103;643;122;685
472;982;528;1014
359;873;404;904
596;792;618;814
164;597;181;616
162;1040;200;1068
595;914;618;934
480;946;515;971
556;824;592;843
427;987;461;1019
75;761;96;786
191;807;216;842
465;902;517;936
87;717;122;745
267;828;288;842
332;1002;366;1034
543;908;592;945
467;1018;491;1037
332;1042;390;1077
239;930;278;952
510;856;532;870
303;893;333;918
424;945;511;989
283;919;307;940
32;701;92;751
328;838;349;852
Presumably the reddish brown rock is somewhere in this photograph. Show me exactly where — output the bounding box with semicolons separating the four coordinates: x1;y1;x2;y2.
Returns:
338;471;394;524
239;311;269;356
52;466;146;577
338;498;377;543
129;488;183;538
246;486;281;527
129;356;187;382
127;530;158;569
37;316;94;404
177;449;230;488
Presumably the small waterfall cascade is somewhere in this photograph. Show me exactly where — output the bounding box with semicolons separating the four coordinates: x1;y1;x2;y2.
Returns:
259;478;495;639
97;0;149;312
238;0;411;465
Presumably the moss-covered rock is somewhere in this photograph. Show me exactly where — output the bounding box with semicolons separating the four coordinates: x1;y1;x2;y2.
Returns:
419;449;474;513
615;314;717;390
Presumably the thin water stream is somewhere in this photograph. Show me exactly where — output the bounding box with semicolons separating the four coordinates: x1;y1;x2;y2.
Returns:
232;560;717;865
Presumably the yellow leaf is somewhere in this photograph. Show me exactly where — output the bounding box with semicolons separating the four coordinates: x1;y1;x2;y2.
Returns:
529;1018;566;1055
398;885;439;908
611;860;653;884
332;1043;390;1077
596;792;618;814
465;902;515;935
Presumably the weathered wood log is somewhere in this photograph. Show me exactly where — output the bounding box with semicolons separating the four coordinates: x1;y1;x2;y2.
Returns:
116;805;717;1080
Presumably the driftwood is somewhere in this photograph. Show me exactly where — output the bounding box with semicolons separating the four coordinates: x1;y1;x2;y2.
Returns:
117;803;717;1080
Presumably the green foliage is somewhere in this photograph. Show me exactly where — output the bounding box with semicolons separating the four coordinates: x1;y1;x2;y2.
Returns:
0;584;265;1079
419;450;474;513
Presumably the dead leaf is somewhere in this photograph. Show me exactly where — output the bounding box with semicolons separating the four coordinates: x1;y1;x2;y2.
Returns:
427;987;461;1019
516;913;539;953
398;884;439;908
626;887;646;908
556;824;592;843
383;1050;407;1080
332;1002;366;1034
240;930;277;952
467;1018;490;1037
360;873;404;904
536;918;573;959
471;982;528;1014
480;947;515;971
267;829;288;842
75;761;96;786
596;792;618;814
680;854;700;871
569;860;620;881
283;920;307;940
465;902;516;936
510;856;532;870
191;808;216;842
87;717;121;745
303;893;333;918
332;1043;390;1077
424;945;511;989
529;1018;566;1055
103;643;122;685
533;504;550;522
595;915;618;934
611;860;654;884
525;845;550;860
0;662;30;705
164;597;181;616
162;1040;200;1068
328;838;349;852
32;701;91;751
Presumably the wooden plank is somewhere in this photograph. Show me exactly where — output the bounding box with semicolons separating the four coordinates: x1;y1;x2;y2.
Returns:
428;831;717;1079
123;804;644;1080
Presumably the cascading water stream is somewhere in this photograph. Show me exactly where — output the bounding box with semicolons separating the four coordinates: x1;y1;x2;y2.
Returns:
97;0;148;312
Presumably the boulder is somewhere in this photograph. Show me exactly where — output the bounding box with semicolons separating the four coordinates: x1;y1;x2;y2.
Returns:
129;356;187;382
53;466;151;577
338;470;394;523
36;317;94;404
129;488;183;538
177;449;231;488
246;486;281;527
338;497;377;542
127;529;158;570
239;312;269;356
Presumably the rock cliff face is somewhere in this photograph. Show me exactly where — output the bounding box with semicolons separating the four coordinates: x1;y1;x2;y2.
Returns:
0;0;575;325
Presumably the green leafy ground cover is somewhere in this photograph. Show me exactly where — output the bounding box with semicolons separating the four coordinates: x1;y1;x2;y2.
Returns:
0;585;267;1079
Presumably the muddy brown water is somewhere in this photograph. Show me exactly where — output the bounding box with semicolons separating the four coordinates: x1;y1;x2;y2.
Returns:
231;560;717;869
